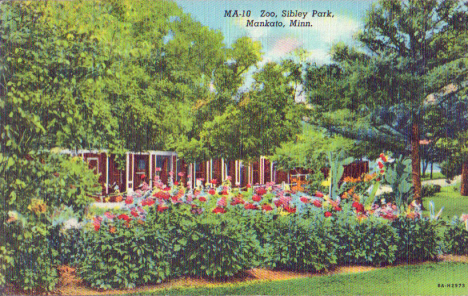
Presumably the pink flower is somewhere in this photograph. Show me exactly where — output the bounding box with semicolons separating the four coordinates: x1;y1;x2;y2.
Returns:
461;214;468;222
246;184;252;188
174;181;179;185
217;198;227;207
315;191;324;198
199;196;207;202
188;174;192;178
169;171;174;176
118;214;132;222
334;206;342;212
211;179;218;185
186;195;193;202
178;172;185;177
324;211;332;217
104;212;115;220
226;176;232;181
378;162;384;169
208;189;216;195
155;167;162;172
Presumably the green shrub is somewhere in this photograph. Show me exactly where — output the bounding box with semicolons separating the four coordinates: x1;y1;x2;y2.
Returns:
263;214;337;272
178;210;261;279
421;184;442;197
77;219;171;290
334;215;398;266
0;245;13;287
391;217;440;262
4;223;60;292
443;217;468;255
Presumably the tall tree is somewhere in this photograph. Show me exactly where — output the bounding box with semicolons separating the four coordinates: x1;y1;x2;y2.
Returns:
306;0;468;205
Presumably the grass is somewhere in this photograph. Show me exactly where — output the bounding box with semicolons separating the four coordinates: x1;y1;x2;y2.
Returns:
423;183;468;219
141;262;468;295
421;172;446;181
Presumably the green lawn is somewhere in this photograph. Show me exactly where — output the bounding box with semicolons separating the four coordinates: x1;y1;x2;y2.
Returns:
141;262;468;295
423;183;468;219
421;172;446;181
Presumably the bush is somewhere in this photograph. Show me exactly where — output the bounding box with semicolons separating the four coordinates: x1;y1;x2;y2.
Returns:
0;245;13;288
4;223;60;292
334;215;398;266
443;217;468;255
178;210;261;279
421;184;442;198
391;217;440;262
263;214;337;272
77;219;171;290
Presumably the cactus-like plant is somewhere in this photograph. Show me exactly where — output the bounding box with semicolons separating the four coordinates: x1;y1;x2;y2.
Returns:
327;151;354;199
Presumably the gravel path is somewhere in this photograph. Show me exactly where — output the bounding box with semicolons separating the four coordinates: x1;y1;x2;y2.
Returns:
376;175;461;196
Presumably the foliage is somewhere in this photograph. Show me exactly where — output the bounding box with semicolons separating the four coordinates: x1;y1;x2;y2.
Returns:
334;212;398;266
383;155;413;208
0;245;13;287
443;216;468;255
391;217;440;262
421;184;442;198
77;219;172;290
263;215;337;272
327;151;354;199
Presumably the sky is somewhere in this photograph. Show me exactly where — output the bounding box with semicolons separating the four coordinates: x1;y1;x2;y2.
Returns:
173;0;376;65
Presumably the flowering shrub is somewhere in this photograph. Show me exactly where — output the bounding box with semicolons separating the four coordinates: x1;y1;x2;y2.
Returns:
443;215;468;255
333;210;399;266
77;219;171;290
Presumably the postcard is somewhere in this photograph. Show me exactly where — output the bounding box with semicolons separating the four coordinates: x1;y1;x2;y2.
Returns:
1;0;468;295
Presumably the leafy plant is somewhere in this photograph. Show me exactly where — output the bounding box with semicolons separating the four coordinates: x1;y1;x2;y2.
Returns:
327;151;354;199
443;216;468;255
384;155;413;208
263;215;337;272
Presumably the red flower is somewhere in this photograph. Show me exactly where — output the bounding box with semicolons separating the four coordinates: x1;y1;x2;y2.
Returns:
211;179;218;185
199;196;207;202
256;188;267;196
125;196;133;204
141;174;146;180
118;214;132;222
163;187;171;191
147;199;155;206
94;224;100;231
273;199;281;208
315;191;324;198
262;204;273;211
334;206;342;212
284;206;296;213
380;153;387;162
252;195;262;202
246;184;251;188
324;211;332;217
231;197;245;205
130;209;139;217
171;195;180;202
212;207;226;214
313;200;322;208
352;202;365;213
244;203;258;210
157;204;169;212
174;181;179;185
300;196;310;203
208;189;216;195
380;170;385;174
378;161;384;169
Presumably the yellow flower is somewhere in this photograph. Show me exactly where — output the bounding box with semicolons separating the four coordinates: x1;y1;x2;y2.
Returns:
321;178;331;187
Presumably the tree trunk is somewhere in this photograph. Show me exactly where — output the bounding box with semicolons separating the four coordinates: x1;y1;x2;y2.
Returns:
430;162;433;179
461;161;468;196
411;120;422;205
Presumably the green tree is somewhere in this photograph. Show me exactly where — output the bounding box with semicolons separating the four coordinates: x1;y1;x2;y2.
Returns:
306;0;468;205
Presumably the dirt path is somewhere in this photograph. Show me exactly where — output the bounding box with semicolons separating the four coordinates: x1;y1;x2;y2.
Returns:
5;256;464;296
